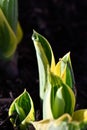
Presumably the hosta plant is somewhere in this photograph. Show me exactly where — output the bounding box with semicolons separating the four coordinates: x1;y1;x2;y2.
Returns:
32;30;75;100
9;89;35;130
8;31;87;130
32;31;76;119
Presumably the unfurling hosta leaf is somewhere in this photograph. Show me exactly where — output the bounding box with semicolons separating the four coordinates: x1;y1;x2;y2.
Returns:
0;0;23;60
31;114;77;130
54;52;75;90
31;114;72;130
43;70;76;119
32;30;55;100
32;30;75;101
31;113;87;130
9;89;35;130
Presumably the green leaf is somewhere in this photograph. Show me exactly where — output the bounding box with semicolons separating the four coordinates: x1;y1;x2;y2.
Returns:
50;72;75;116
0;8;17;59
32;30;55;100
54;52;75;90
9;89;35;129
0;0;18;33
43;71;76;119
14;102;26;123
52;87;65;119
0;9;23;60
79;121;87;130
61;81;75;115
0;0;23;60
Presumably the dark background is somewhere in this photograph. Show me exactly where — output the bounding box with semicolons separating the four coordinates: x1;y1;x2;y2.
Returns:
0;0;87;129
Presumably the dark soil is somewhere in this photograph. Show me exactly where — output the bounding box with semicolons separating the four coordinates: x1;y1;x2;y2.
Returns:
0;0;87;129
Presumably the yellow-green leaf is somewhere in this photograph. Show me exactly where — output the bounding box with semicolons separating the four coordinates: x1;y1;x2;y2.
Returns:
9;89;35;129
72;109;87;122
0;0;18;33
32;30;55;100
43;70;76;119
54;52;75;89
0;8;17;59
0;9;23;60
31;114;72;130
31;113;87;130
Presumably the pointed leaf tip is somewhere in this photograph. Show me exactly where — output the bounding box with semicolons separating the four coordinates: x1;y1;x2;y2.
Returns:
32;30;39;41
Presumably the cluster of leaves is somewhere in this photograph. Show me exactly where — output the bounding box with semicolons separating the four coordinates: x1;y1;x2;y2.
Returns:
8;31;87;130
32;31;75;119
